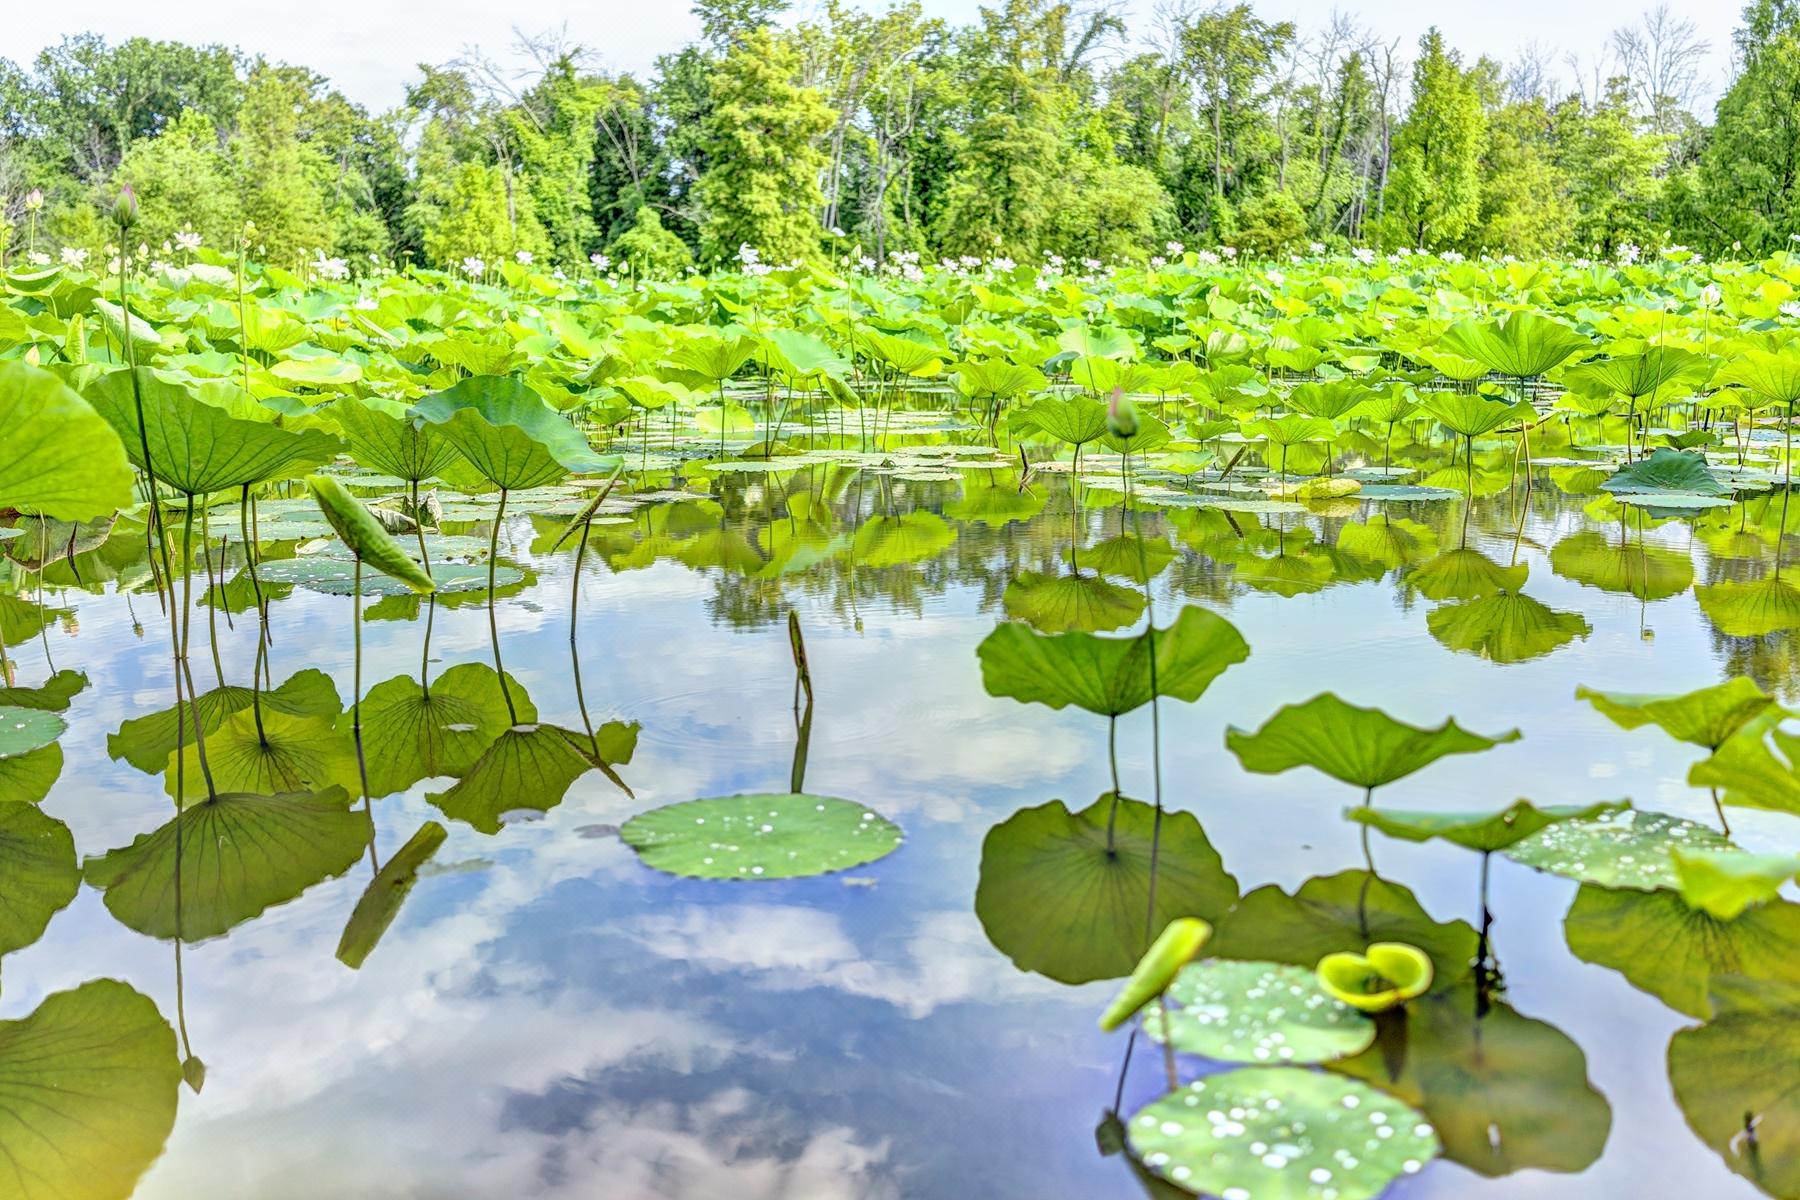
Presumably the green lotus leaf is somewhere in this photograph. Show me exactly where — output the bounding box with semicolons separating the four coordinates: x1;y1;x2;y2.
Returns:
306;474;436;593
1225;693;1519;791
86;367;344;494
1246;413;1336;447
1561;346;1707;398
860;329;944;376
1669;976;1800;1199
1057;323;1134;361
953;358;1044;400
621;791;901;879
1670;847;1800;920
254;556;522;597
1418;392;1529;439
1506;807;1731;891
426;723;628;834
1548;530;1694;600
411;374;612;489
974;795;1239;984
1404;548;1527;600
1127;1067;1437;1200
1317;942;1433;1012
83;786;369;941
0;361;135;521
978;604;1249;718
669;332;756;382
1142;959;1375;1063
1689;722;1800;815
1100;916;1211;1032
1288;379;1373;420
0;979;181;1200
1577;677;1775;750
1348;798;1627;853
326;396;467;484
1426;592;1590;663
1436;311;1591;378
1333;987;1612;1177
851;511;956;567
1017;394;1108;445
336;820;448;969
0;803;79;956
1600;449;1729;497
0;669;87;713
1208;870;1478;989
0;707;65;759
1565;884;1800;1017
107;669;341;773
350;663;536;798
1001;570;1144;633
1715;346;1800;403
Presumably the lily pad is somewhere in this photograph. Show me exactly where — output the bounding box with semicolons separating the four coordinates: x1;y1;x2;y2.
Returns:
255;556;523;596
1347;799;1629;853
1506;807;1731;891
1127;1067;1437;1200
975;795;1239;984
1143;960;1376;1064
0;979;181;1200
1601;449;1729;497
620;792;902;879
0;707;64;759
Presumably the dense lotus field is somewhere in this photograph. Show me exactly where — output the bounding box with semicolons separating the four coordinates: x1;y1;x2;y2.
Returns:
7;244;1800;1199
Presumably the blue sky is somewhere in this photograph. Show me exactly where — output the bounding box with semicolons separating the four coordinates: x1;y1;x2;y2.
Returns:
0;0;1741;114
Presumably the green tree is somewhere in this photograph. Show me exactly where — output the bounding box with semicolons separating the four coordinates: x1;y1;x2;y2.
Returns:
236;67;331;261
509;56;607;261
114;109;242;250
606;204;694;275
1560;82;1667;257
1379;29;1485;249
421;160;546;267
1689;0;1800;253
1470;98;1574;256
694;28;833;265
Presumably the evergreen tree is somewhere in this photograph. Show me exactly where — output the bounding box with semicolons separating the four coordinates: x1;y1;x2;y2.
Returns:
693;28;833;265
1379;30;1485;249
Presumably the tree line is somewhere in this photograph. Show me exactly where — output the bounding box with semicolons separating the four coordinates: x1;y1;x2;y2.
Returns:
2;0;1797;273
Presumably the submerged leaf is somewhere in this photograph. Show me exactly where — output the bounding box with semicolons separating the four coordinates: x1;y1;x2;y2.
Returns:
1143;960;1375;1064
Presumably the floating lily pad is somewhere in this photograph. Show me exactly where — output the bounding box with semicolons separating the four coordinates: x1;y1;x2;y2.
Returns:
1143;960;1376;1064
620;792;901;879
1347;799;1628;853
1354;484;1461;501
83;786;369;941
1506;807;1731;891
0;707;64;759
1127;1067;1437;1199
0;979;181;1200
255;556;522;596
976;795;1239;984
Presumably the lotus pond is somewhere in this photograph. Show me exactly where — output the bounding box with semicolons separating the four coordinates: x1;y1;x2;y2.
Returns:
7;251;1800;1200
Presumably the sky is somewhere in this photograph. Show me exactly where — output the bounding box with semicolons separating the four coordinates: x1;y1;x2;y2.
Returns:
0;0;1743;115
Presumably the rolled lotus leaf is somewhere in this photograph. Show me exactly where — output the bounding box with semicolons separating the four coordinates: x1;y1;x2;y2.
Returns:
1316;941;1434;1012
1099;916;1211;1031
306;474;436;595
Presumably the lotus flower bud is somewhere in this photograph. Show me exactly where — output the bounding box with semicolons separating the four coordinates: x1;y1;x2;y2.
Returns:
1105;386;1138;440
113;185;138;230
24;188;43;212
